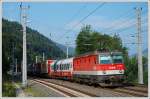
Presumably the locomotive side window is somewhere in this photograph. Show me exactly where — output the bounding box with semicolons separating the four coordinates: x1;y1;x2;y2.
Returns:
67;64;68;70
60;64;62;70
57;65;59;70
62;64;64;70
66;64;67;70
64;64;65;70
56;65;58;69
99;55;112;64
64;64;66;70
67;64;69;70
63;64;65;70
68;64;70;69
69;64;70;69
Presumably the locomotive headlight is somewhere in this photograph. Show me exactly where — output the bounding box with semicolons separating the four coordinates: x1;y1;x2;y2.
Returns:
119;70;122;73
103;71;106;74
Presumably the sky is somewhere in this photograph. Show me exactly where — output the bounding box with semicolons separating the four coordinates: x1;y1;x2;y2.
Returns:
3;2;148;56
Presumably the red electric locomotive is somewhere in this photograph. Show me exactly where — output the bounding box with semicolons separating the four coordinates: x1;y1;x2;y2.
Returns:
73;51;125;85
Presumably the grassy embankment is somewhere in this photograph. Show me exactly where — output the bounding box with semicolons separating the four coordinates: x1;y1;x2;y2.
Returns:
2;74;16;97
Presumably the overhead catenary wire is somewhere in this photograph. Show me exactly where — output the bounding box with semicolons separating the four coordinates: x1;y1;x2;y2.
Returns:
58;3;106;42
98;12;147;36
71;18;147;42
99;10;135;32
107;21;147;35
63;3;87;49
102;8;147;32
63;3;87;27
64;7;147;51
69;7;147;43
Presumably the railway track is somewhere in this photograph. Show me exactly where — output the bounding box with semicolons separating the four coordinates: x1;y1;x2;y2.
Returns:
32;79;98;97
121;86;148;93
29;77;148;97
106;86;148;97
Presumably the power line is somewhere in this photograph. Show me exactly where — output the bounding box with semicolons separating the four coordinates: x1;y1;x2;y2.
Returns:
98;7;147;35
100;10;135;32
61;13;147;41
102;17;147;35
59;3;105;41
108;18;146;33
63;3;87;27
71;7;147;41
67;3;105;33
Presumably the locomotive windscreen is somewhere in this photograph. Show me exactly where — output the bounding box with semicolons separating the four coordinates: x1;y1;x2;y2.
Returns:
111;52;123;64
99;52;123;64
99;55;112;64
112;54;123;63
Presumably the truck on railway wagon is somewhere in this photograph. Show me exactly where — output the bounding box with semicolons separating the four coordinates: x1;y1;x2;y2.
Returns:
31;51;126;86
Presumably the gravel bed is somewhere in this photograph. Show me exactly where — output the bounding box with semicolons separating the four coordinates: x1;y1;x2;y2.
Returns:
41;78;134;97
27;80;65;97
123;86;148;92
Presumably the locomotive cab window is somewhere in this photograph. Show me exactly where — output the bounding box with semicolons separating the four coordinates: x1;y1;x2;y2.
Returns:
99;55;112;64
112;55;123;63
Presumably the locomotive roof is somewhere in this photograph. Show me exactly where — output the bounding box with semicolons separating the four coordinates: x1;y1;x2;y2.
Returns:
74;51;122;58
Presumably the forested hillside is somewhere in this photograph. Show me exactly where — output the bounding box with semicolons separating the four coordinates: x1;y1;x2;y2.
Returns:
2;19;65;73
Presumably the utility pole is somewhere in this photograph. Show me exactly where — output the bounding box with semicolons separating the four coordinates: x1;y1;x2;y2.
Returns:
12;42;15;80
43;52;45;61
13;43;15;72
67;45;69;58
35;56;38;64
20;3;29;87
66;36;69;58
135;7;143;84
15;58;17;74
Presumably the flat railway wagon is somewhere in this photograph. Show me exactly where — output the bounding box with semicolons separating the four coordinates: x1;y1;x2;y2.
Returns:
48;51;126;85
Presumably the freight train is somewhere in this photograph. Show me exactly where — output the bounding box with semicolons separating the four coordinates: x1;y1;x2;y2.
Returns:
28;51;126;86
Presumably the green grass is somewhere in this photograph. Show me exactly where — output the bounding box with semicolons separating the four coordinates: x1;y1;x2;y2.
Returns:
2;74;16;97
2;81;16;97
23;86;33;96
23;86;44;97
